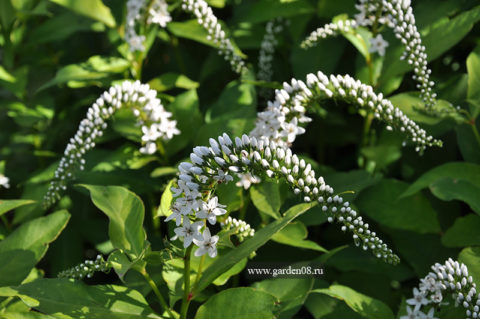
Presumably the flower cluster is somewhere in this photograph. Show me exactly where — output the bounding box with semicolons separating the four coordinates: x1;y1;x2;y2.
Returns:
257;18;285;100
58;255;110;280
300;19;357;49
0;174;9;189
181;0;247;74
43;81;179;208
404;258;480;319
249;71;442;153
165;133;400;264
221;216;255;242
125;0;171;51
355;0;436;108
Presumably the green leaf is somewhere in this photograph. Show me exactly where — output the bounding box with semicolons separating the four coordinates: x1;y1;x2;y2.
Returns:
195;203;315;294
0;199;35;217
38;56;130;91
311;285;395;319
442;215;480;247
195;287;278;319
48;0;116;27
272;221;327;252
429;177;480;215
80;185;146;258
206;80;256;121
148;73;199;92
0;0;16;29
252;278;314;318
355;179;441;234
400;162;480;210
15;279;161;318
0;210;70;286
467;51;480;118
0;287;39;307
167;20;215;47
164;89;202;155
250;181;282;219
306;292;364;319
155;179;174;218
0;312;57;319
458;247;480;287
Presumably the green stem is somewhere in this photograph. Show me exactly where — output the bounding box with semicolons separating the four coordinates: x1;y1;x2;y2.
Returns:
470;120;480;149
140;268;175;318
193;254;206;288
180;245;193;319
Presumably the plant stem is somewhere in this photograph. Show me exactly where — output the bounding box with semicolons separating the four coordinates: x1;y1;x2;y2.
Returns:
470;120;480;149
140;268;175;318
193;254;206;288
180;245;193;319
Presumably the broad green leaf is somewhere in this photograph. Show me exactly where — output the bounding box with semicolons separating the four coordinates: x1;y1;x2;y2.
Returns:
216;182;243;212
212;258;247;285
0;287;39;307
250;181;282;219
253;278;314;318
108;250;134;281
272;221;327;252
400;162;480;202
467;51;480;118
458;247;480;287
0;199;35;217
164;89;202;155
306;292;363;319
442;215;480;247
48;0;115;27
0;210;70;286
355;179;441;233
194;203;315;294
0;0;15;29
429;177;480;215
80;185;146;258
155;179;174;218
323;169;382;199
16;279;161;318
0;65;15;83
38;56;130;91
150;167;177;178
148;73;199;92
167;20;215;47
195;287;278;319
0;312;57;319
455;123;480;164
311;285;395;319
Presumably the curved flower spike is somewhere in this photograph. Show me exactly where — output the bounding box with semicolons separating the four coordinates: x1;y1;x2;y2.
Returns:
221;216;255;242
249;71;442;153
405;258;480;319
181;0;247;74
301;19;358;49
58;255;111;280
43;81;179;208
303;0;436;109
166;133;400;264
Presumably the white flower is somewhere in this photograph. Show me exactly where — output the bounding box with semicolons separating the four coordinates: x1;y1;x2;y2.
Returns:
406;288;430;311
400;306;422;319
0;174;10;188
423;308;437;319
235;173;261;189
369;34;388;56
173;218;203;248
165;203;186;226
196;196;227;225
281;118;306;143
193;227;219;258
148;0;171;27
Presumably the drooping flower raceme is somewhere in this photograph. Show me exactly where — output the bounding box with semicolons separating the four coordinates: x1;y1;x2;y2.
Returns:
404;258;480;319
58;255;111;280
181;0;247;74
249;71;442;153
125;0;171;52
221;216;255;242
166;133;400;264
0;174;9;189
301;19;358;49
355;0;436;109
257;18;285;100
43;81;179;208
